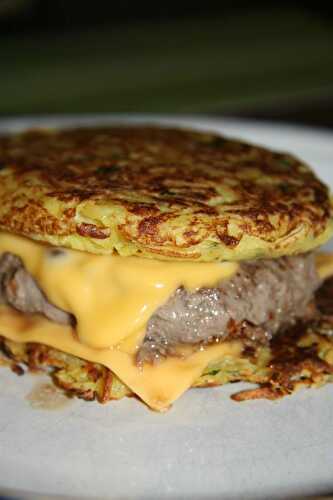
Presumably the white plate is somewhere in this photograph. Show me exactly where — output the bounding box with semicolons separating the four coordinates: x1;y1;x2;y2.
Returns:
0;115;333;500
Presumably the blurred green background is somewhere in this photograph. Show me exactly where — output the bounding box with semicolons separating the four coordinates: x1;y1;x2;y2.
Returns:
1;0;333;126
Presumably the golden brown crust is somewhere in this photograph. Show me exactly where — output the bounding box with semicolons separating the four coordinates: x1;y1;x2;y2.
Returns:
1;322;333;405
0;126;332;260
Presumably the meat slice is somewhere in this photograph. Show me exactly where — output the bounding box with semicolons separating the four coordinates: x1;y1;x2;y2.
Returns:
137;254;320;364
0;252;74;326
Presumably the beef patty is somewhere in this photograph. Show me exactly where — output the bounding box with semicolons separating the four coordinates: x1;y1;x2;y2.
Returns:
137;254;320;363
0;251;320;364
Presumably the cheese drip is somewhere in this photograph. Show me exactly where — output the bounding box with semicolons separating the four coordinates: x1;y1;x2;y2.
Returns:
315;253;333;280
0;232;239;350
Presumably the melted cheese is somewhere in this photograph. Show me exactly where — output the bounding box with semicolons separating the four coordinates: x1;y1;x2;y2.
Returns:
315;253;333;280
0;232;239;350
0;232;241;410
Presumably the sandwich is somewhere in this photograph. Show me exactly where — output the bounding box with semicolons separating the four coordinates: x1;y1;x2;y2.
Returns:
0;125;333;411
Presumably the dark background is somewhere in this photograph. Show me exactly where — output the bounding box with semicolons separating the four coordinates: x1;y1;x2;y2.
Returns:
1;1;333;125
